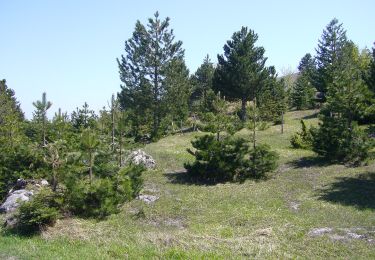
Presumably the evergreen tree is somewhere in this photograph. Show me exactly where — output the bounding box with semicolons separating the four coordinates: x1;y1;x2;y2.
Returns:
200;93;239;141
81;129;100;183
163;58;192;132
71;102;97;130
291;53;317;109
0;80;24;146
117;12;184;139
367;43;375;93
213;27;269;121
258;67;288;124
315;18;347;101
191;55;215;111
312;42;374;163
51;108;72;141
0;79;24;120
44;140;67;191
32;92;52;146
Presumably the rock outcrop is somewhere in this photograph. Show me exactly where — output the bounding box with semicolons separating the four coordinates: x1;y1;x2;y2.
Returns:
128;150;156;169
0;179;49;214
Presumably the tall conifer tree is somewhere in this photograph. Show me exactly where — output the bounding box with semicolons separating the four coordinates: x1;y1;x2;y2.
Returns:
213;27;269;121
315;18;347;101
118;12;184;139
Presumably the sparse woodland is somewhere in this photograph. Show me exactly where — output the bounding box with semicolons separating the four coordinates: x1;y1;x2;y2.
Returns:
0;13;374;258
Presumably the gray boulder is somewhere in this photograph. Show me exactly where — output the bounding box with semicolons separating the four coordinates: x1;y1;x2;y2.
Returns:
0;178;49;214
137;194;159;204
128;149;156;169
0;189;34;213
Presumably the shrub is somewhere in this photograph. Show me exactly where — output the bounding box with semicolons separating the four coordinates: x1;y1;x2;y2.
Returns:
65;164;145;218
312;117;372;164
185;135;278;183
246;144;279;179
13;188;60;234
66;178;119;218
0;143;46;201
117;164;144;199
290;120;313;149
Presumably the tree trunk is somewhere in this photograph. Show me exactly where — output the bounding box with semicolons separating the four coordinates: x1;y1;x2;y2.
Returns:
153;67;159;137
241;97;247;121
111;107;115;152
89;152;93;184
52;168;57;192
253;98;256;149
281;110;284;134
119;130;123;167
43;114;46;146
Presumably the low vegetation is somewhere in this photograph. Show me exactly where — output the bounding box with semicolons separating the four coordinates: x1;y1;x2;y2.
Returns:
0;12;374;258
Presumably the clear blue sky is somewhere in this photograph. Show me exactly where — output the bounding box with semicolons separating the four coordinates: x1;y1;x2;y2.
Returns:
1;0;374;118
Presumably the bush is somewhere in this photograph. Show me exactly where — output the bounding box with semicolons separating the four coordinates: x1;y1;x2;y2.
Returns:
246;144;279;179
185;135;278;183
312;117;373;164
13;188;60;234
66;178;119;218
117;164;144;199
0;143;46;201
290;120;313;149
65;164;145;218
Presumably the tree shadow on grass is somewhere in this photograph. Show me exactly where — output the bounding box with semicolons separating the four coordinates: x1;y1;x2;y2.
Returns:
302;111;319;120
164;170;267;186
288;156;331;168
164;170;218;186
317;172;375;210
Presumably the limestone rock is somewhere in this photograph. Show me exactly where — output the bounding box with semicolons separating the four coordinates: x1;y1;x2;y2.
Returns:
128;149;156;169
137;194;159;204
0;189;34;213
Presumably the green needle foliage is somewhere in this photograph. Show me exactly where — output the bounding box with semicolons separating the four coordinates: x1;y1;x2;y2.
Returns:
32;92;52;146
213;26;269;121
80;129;100;183
312;42;374;164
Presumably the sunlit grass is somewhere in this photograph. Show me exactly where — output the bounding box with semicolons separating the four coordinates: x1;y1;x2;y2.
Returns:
1;109;374;259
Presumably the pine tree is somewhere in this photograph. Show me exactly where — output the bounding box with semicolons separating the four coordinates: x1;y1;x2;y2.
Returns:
0;79;24;120
312;42;374;163
33;92;52;146
191;55;215;111
71;102;97;130
368;43;375;94
81;129;100;183
0;80;24;147
258;67;288;125
213;27;269;121
200;93;238;141
52;108;71;141
163;58;192;132
315;18;347;101
291;53;317;109
117;12;184;139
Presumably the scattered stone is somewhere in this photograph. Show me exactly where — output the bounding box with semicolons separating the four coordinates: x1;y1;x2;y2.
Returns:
3;214;18;229
128;149;156;169
347;232;364;239
15;179;27;189
308;227;333;236
308;227;375;243
41;179;49;186
290;201;300;211
137;194;159;204
255;227;272;236
0;189;34;213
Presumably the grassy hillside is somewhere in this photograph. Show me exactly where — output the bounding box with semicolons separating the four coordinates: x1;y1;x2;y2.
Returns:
1;110;374;259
